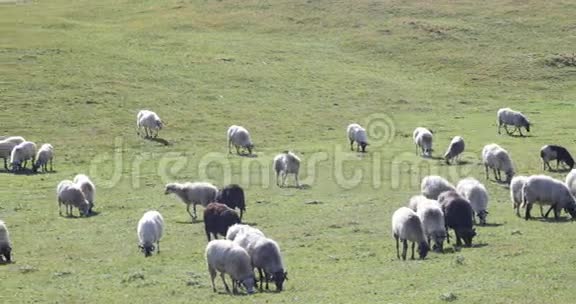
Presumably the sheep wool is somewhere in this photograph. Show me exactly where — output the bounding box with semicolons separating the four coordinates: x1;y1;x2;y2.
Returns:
273;151;301;188
482;143;515;183
205;240;256;295
346;123;369;153
0;220;12;263
137;110;164;138
522;175;576;220
227;125;254;155
444;136;465;164
413;127;433;157
420;175;456;200
164;182;218;220
33;143;54;173
137;210;164;257
497;107;530;136
457;177;489;225
391;207;429;260
73;174;96;213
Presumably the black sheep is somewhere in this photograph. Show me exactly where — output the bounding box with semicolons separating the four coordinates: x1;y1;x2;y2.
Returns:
204;202;241;242
540;145;574;171
438;191;476;247
215;184;246;220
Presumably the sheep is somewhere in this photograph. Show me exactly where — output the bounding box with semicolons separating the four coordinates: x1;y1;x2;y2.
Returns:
204;203;241;242
10;141;36;171
444;136;465;164
164;182;218;220
0;220;12;263
413;127;433;157
273;151;301;188
0;136;26;169
136;110;164;138
421;175;456;200
408;195;441;211
346;123;369;152
456;178;489;225
438;191;476;247
205;239;256;295
482;143;515;183
73;174;95;214
391;207;429;260
56;180;90;217
522;175;576;220
566;169;576;197
137;210;164;257
227;125;254;155
248;237;287;291
215;184;246;220
497;107;531;136
540;145;574;171
226;224;265;241
510;175;529;217
32;143;54;173
415;203;446;253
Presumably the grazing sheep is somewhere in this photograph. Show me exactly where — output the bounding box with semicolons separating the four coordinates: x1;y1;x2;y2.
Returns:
273;151;301;188
457;178;489;225
0;220;12;263
438;191;476;247
227;125;254;155
56;180;90;217
204;203;241;242
510;175;529;217
249;237;287;291
73;174;95;214
10;141;37;171
444;136;465;164
522;175;576;220
205;239;256;295
415;203;446;253
421;175;456;200
565;169;576;197
32;144;54;173
540;145;574;171
137;210;164;257
226;224;265;241
346;123;369;152
136;110;164;138
482;143;515;183
413;127;433;157
391;207;429;260
0;136;25;170
497;107;531;136
164;182;218;220
216;184;246;220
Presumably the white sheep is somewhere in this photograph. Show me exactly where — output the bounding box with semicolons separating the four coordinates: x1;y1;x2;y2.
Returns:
0;220;12;263
482;143;515;183
408;195;441;211
57;180;90;217
137;210;164;257
205;239;256;295
225;224;265;241
249;237;287;291
510;175;529;217
421;175;456;200
73;174;96;214
444;136;465;164
33;144;54;173
227;125;254;155
346;123;369;152
164;182;218;220
522;175;576;220
456;177;489;225
273;151;301;188
391;207;429;260
497;107;531;136
0;136;26;169
10;141;37;171
565;169;576;197
413;127;433;157
409;195;445;251
136;110;164;138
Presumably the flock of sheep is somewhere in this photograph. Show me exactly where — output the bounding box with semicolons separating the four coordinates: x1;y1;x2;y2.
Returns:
1;106;575;294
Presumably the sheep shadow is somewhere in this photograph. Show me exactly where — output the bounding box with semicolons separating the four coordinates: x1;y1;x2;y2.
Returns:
536;216;573;223
86;211;101;217
0;260;12;266
9;168;37;176
506;133;533;138
545;168;572;173
479;222;503;227
281;184;311;190
471;243;489;248
175;219;203;225
144;137;170;146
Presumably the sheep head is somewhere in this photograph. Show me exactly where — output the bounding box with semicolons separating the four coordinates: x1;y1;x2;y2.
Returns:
139;244;155;257
418;241;429;259
272;270;288;291
477;210;488;225
461;228;477;247
360;142;368;153
0;245;11;263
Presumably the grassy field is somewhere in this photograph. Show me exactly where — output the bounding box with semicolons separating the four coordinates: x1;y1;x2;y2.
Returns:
1;0;576;302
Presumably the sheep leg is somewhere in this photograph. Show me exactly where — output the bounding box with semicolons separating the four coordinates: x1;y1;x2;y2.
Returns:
493;168;499;181
543;205;554;218
553;207;560;220
220;273;230;293
208;267;217;292
472;211;477;225
350;140;354;151
230;274;238;294
228;140;232;154
2;158;6;170
497;123;501;134
541;205;546;217
401;240;408;260
518;128;524;137
157;241;160;254
275;172;280;187
410;242;415;260
525;203;532;220
503;125;510;135
484;165;489;180
258;268;265;290
281;173;287;187
445;226;450;243
294;174;300;188
556;159;561;170
395;235;400;259
455;231;462;247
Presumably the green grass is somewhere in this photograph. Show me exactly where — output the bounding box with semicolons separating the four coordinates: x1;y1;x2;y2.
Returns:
1;0;576;302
